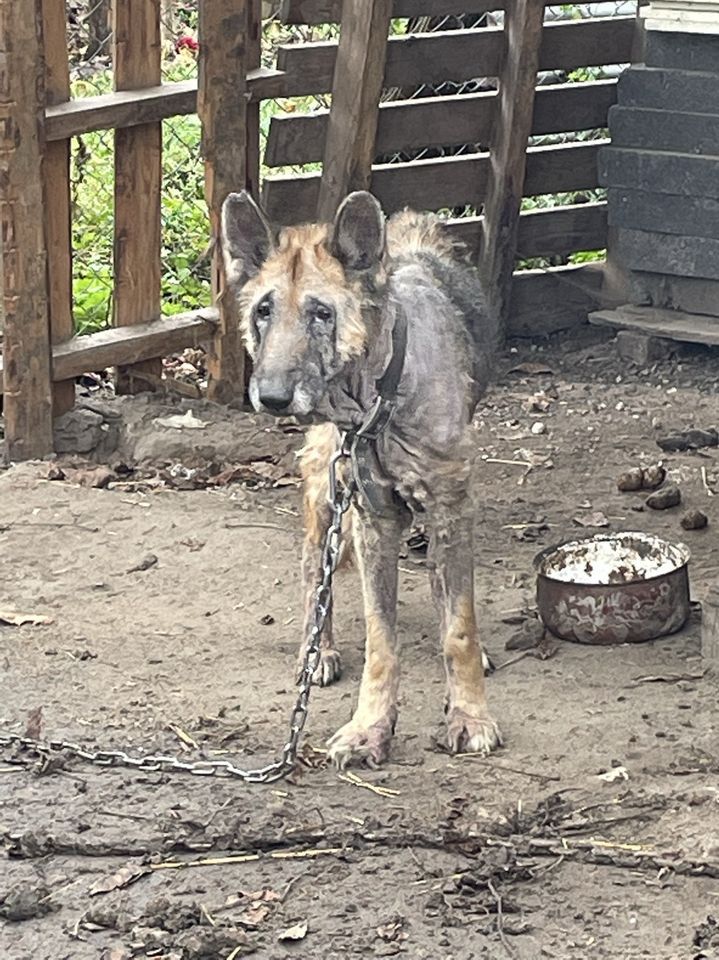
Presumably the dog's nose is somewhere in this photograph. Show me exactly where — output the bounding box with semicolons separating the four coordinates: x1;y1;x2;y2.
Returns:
257;382;293;413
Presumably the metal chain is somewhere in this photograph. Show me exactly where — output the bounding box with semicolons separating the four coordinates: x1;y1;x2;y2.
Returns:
0;440;356;785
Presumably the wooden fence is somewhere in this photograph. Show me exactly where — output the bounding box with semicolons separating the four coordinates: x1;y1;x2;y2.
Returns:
0;0;639;461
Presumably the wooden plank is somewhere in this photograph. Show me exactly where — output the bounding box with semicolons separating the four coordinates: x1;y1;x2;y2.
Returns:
608;188;719;240
113;0;163;394
0;309;218;395
317;0;393;221
618;66;719;114
478;0;545;338
701;586;719;670
510;263;605;336
645;28;719;72
198;0;249;403
280;0;553;25
266;79;616;168
614;228;719;281
589;304;719;345
630;273;719;318
262;139;605;225
446;202;608;259
599;147;719;200
609;105;719;156
0;0;54;459
276;17;635;98
44;70;285;142
41;0;74;417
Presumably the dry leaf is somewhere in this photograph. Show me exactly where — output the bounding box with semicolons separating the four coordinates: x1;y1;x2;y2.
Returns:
239;904;270;927
509;362;554;376
572;512;610;528
24;706;43;740
90;863;150;896
278;920;308;942
0;610;53;627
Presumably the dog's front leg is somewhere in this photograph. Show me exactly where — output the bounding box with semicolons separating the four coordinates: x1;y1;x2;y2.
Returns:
327;507;404;769
430;507;502;755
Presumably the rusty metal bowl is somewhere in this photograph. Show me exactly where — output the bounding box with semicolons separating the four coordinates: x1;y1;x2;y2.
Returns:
534;532;691;645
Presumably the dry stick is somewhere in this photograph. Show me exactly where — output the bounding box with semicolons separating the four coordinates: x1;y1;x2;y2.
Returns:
487;878;516;958
224;521;297;533
455;755;561;783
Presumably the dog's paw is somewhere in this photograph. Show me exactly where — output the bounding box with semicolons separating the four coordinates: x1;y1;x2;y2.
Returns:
296;647;342;687
327;713;396;770
446;707;502;755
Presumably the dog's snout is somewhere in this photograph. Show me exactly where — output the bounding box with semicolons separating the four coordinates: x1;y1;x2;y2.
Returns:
257;380;293;413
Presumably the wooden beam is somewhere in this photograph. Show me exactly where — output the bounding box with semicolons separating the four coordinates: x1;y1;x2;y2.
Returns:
0;309;218;395
317;0;393;222
478;0;545;338
0;0;54;459
262;139;606;225
198;0;249;403
275;17;635;98
590;304;719;347
113;0;163;394
44;70;285;142
42;0;75;417
280;0;553;25
266;79;616;168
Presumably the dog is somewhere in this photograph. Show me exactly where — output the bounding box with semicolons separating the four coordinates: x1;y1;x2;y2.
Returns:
221;189;502;769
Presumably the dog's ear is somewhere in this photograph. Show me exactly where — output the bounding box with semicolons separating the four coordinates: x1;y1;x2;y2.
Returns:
221;191;274;288
330;191;386;271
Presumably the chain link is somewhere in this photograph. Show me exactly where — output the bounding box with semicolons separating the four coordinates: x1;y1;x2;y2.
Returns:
0;441;355;785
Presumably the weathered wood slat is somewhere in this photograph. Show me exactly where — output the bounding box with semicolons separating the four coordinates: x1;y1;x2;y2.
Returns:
0;310;218;395
590;304;719;345
266;79;616;167
198;0;249;403
262;139;606;225
609;105;719;156
276;17;634;98
645;29;719;73
478;0;545;338
618;66;719;114
614;228;719;281
511;263;605;336
599;147;719;200
447;202;607;259
41;0;75;416
631;273;719;319
608;188;719;240
280;0;553;25
317;0;393;220
0;0;54;458
44;70;285;142
113;0;163;393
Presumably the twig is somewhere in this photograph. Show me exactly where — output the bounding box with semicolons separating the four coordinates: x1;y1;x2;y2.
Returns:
494;651;532;671
0;766;23;773
224;521;296;533
454;755;560;783
487;878;515;957
226;947;245;960
168;722;200;750
629;671;706;687
339;771;401;797
485;458;534;468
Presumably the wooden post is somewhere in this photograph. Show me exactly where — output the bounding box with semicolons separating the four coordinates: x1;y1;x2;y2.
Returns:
198;0;249;404
113;0;163;394
478;0;545;341
42;0;75;417
316;0;393;223
0;0;54;459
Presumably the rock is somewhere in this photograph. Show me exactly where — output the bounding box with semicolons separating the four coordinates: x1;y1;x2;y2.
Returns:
617;467;643;492
681;509;708;531
616;330;673;365
53;408;105;454
657;428;719;452
531;421;547;435
646;484;681;510
641;464;666;489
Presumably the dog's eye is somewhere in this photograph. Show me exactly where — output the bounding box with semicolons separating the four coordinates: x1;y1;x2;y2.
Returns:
255;298;272;322
313;303;333;323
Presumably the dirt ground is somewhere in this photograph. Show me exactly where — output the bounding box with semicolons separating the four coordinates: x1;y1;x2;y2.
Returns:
2;327;719;960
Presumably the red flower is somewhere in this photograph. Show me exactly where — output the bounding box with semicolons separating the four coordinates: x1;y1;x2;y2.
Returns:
175;35;199;54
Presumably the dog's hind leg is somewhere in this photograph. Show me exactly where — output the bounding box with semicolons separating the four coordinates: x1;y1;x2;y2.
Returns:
327;506;406;769
297;423;349;686
429;502;502;755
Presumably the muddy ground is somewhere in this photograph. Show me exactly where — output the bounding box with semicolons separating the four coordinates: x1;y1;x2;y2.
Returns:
2;328;719;960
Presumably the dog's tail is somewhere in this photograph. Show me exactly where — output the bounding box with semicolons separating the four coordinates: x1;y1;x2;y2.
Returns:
386;209;466;264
